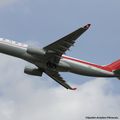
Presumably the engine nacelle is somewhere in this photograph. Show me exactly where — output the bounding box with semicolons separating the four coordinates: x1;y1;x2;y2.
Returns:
27;46;46;56
24;66;43;76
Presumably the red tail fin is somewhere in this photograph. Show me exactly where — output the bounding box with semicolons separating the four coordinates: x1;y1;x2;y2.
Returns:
106;59;120;71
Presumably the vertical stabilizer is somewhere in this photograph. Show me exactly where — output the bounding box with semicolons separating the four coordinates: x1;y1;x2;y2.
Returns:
105;59;120;77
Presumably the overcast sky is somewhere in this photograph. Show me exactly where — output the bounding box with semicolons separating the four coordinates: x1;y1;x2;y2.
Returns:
0;0;120;120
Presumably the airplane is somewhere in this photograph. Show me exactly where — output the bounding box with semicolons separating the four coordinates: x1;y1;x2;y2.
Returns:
0;24;120;90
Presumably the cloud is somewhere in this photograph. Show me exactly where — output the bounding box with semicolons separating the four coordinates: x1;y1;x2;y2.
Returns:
0;0;17;7
0;54;120;120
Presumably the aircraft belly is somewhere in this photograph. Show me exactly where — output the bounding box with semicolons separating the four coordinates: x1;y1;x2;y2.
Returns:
62;59;114;77
56;61;71;72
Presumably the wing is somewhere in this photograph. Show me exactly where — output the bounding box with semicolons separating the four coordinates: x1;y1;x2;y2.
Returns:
45;71;76;90
44;24;91;63
43;24;91;90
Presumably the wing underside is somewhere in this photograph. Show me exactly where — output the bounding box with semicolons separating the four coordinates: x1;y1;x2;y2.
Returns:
44;24;91;63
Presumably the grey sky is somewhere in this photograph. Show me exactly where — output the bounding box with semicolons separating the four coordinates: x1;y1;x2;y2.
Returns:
0;0;120;119
0;0;120;61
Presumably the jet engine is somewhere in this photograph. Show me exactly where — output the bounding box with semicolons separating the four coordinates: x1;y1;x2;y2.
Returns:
24;66;43;76
27;46;46;56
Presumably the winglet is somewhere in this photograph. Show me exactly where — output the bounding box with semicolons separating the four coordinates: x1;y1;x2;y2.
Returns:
70;88;77;90
83;24;91;30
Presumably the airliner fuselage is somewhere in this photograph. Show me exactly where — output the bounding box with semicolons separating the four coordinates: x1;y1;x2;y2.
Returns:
0;38;115;77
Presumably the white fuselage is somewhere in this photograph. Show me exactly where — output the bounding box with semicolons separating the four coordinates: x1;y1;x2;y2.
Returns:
0;38;115;78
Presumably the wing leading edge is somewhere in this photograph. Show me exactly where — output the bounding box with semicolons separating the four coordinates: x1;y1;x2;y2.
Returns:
44;24;91;90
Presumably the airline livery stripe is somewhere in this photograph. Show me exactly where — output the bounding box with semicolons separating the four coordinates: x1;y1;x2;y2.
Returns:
62;56;112;72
